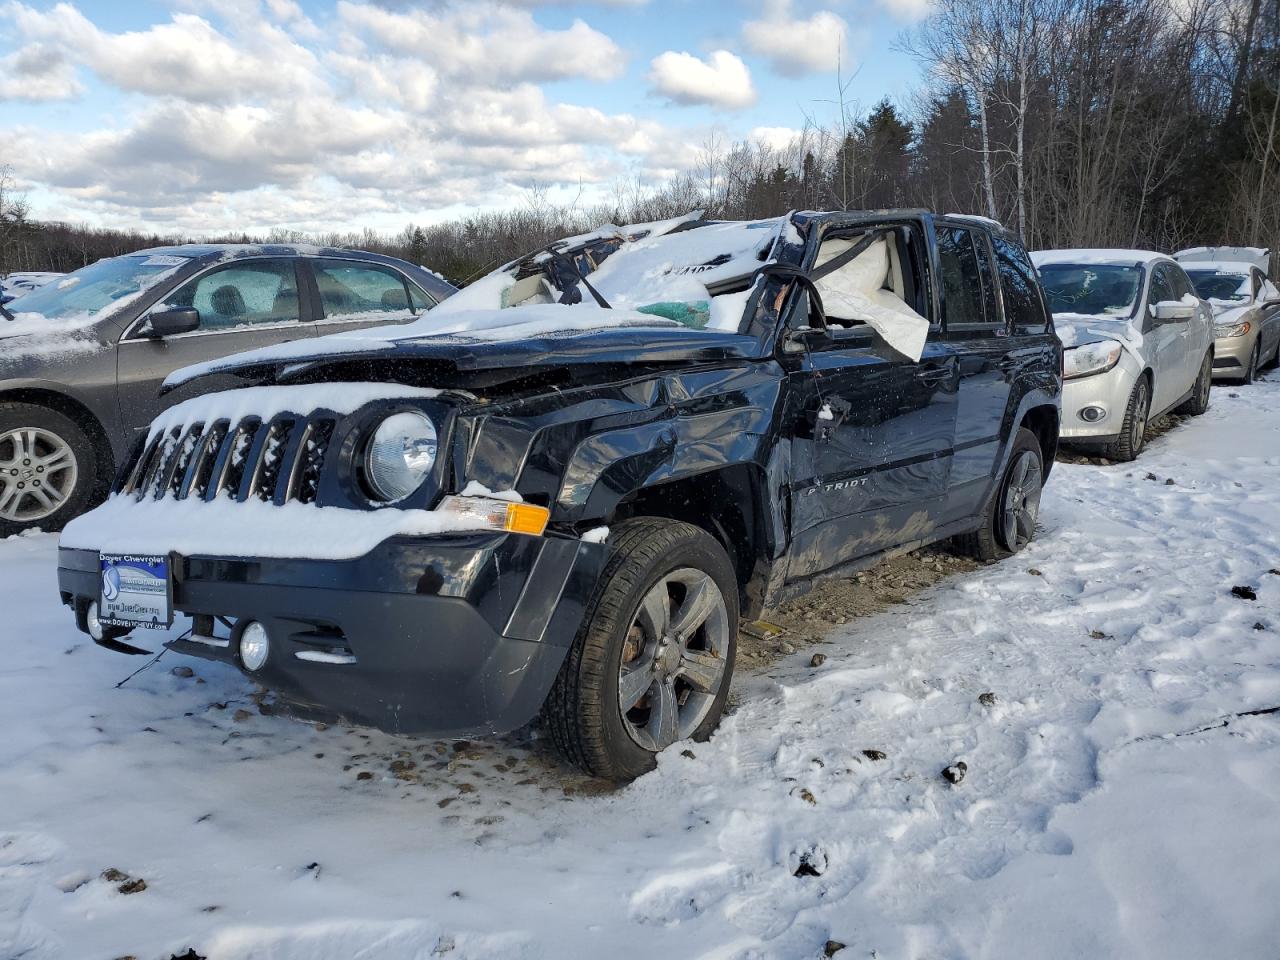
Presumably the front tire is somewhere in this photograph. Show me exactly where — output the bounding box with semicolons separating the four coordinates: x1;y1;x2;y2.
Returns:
1241;340;1261;385
955;427;1045;562
543;518;738;781
1102;375;1150;462
1177;351;1212;416
0;403;98;537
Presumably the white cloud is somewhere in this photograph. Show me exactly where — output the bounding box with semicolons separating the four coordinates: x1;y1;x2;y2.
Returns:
876;0;934;21
742;1;850;77
4;3;321;102
751;126;805;151
0;1;714;234
0;44;82;101
336;2;626;84
647;49;757;110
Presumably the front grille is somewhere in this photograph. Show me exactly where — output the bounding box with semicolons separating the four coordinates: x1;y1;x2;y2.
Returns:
122;414;336;506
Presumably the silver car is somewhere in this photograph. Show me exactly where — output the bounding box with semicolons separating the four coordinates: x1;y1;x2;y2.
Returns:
1173;250;1280;384
1031;250;1215;461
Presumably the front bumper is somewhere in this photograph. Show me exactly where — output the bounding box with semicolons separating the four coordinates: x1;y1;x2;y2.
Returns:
58;533;608;737
1058;358;1139;442
1211;330;1258;378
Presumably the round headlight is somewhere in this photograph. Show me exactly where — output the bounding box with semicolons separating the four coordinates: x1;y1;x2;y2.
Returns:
239;620;269;671
365;411;438;503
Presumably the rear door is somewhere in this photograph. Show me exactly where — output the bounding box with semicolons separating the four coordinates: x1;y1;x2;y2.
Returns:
116;257;317;433
307;258;439;336
785;220;958;581
932;222;1016;521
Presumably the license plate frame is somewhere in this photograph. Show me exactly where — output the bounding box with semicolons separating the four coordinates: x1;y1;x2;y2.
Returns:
99;553;173;629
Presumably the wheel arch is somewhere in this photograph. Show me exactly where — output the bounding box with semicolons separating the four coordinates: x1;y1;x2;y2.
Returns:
0;386;117;486
1019;404;1059;480
608;463;778;622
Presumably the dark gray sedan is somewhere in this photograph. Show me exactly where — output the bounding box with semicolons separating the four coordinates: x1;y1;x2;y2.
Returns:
0;244;456;535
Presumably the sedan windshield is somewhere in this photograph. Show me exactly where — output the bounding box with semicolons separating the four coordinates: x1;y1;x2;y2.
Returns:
1037;263;1142;317
1186;270;1250;303
6;254;186;321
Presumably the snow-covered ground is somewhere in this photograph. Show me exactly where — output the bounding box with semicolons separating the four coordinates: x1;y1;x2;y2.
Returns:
3;379;1280;960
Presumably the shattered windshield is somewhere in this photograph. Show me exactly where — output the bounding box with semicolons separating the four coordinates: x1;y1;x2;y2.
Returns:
430;215;782;332
1037;263;1142;317
5;254;186;321
1186;270;1250;303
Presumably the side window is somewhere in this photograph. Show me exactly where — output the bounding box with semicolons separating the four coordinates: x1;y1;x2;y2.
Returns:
314;261;416;320
1252;271;1263;300
936;226;990;327
1148;266;1175;306
408;282;437;311
165;259;300;331
992;237;1048;330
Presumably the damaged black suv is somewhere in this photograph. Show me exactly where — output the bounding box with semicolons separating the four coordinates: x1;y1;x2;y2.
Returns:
57;210;1061;780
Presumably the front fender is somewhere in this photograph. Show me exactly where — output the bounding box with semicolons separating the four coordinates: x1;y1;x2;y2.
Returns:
554;363;784;524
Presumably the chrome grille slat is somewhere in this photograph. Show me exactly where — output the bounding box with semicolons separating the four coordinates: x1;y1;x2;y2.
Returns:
120;411;337;507
248;419;296;502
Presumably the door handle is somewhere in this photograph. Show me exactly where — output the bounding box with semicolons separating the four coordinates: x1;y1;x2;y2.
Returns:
915;366;950;382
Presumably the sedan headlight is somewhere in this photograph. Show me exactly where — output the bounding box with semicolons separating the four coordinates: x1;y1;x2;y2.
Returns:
1214;320;1251;339
364;411;438;503
1063;340;1122;380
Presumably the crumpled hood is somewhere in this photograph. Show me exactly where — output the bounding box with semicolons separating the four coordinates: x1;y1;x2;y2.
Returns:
163;304;767;393
1051;312;1140;351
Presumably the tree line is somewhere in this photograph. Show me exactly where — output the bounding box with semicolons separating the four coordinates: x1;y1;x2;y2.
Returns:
2;0;1277;285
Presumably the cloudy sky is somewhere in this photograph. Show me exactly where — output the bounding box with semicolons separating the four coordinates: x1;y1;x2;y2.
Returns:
0;0;928;235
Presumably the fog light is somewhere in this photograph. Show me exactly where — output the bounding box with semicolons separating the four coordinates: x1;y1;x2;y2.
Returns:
239;621;269;671
86;601;104;641
1079;406;1106;423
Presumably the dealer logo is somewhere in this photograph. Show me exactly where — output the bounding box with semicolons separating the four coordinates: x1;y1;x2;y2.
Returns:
101;565;121;602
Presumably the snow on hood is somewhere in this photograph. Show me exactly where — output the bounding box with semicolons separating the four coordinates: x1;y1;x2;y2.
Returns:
1051;312;1141;351
162;304;688;389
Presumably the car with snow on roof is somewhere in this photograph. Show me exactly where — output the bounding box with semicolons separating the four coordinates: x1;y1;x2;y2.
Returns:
1173;248;1280;384
1031;249;1214;461
57;210;1061;780
0;244;456;536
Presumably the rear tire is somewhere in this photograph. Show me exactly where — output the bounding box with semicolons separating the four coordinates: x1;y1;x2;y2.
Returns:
0;403;98;537
1102;375;1150;462
954;427;1045;562
1177;351;1212;416
542;518;738;782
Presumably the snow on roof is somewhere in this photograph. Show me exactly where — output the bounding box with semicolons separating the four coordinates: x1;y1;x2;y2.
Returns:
1180;261;1256;275
944;213;1006;230
1032;249;1169;268
1175;246;1270;273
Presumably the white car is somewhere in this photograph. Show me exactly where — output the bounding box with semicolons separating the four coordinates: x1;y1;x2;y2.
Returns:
1174;248;1280;384
1032;249;1215;461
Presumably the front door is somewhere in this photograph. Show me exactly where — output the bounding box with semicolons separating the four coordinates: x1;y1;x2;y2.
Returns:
786;330;959;581
1144;264;1186;412
116;258;316;434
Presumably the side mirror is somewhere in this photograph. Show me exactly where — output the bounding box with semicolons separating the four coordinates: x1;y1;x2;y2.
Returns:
147;306;200;337
1153;300;1194;322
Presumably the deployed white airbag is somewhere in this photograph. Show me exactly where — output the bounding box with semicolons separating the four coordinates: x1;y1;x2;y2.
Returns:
814;237;929;361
